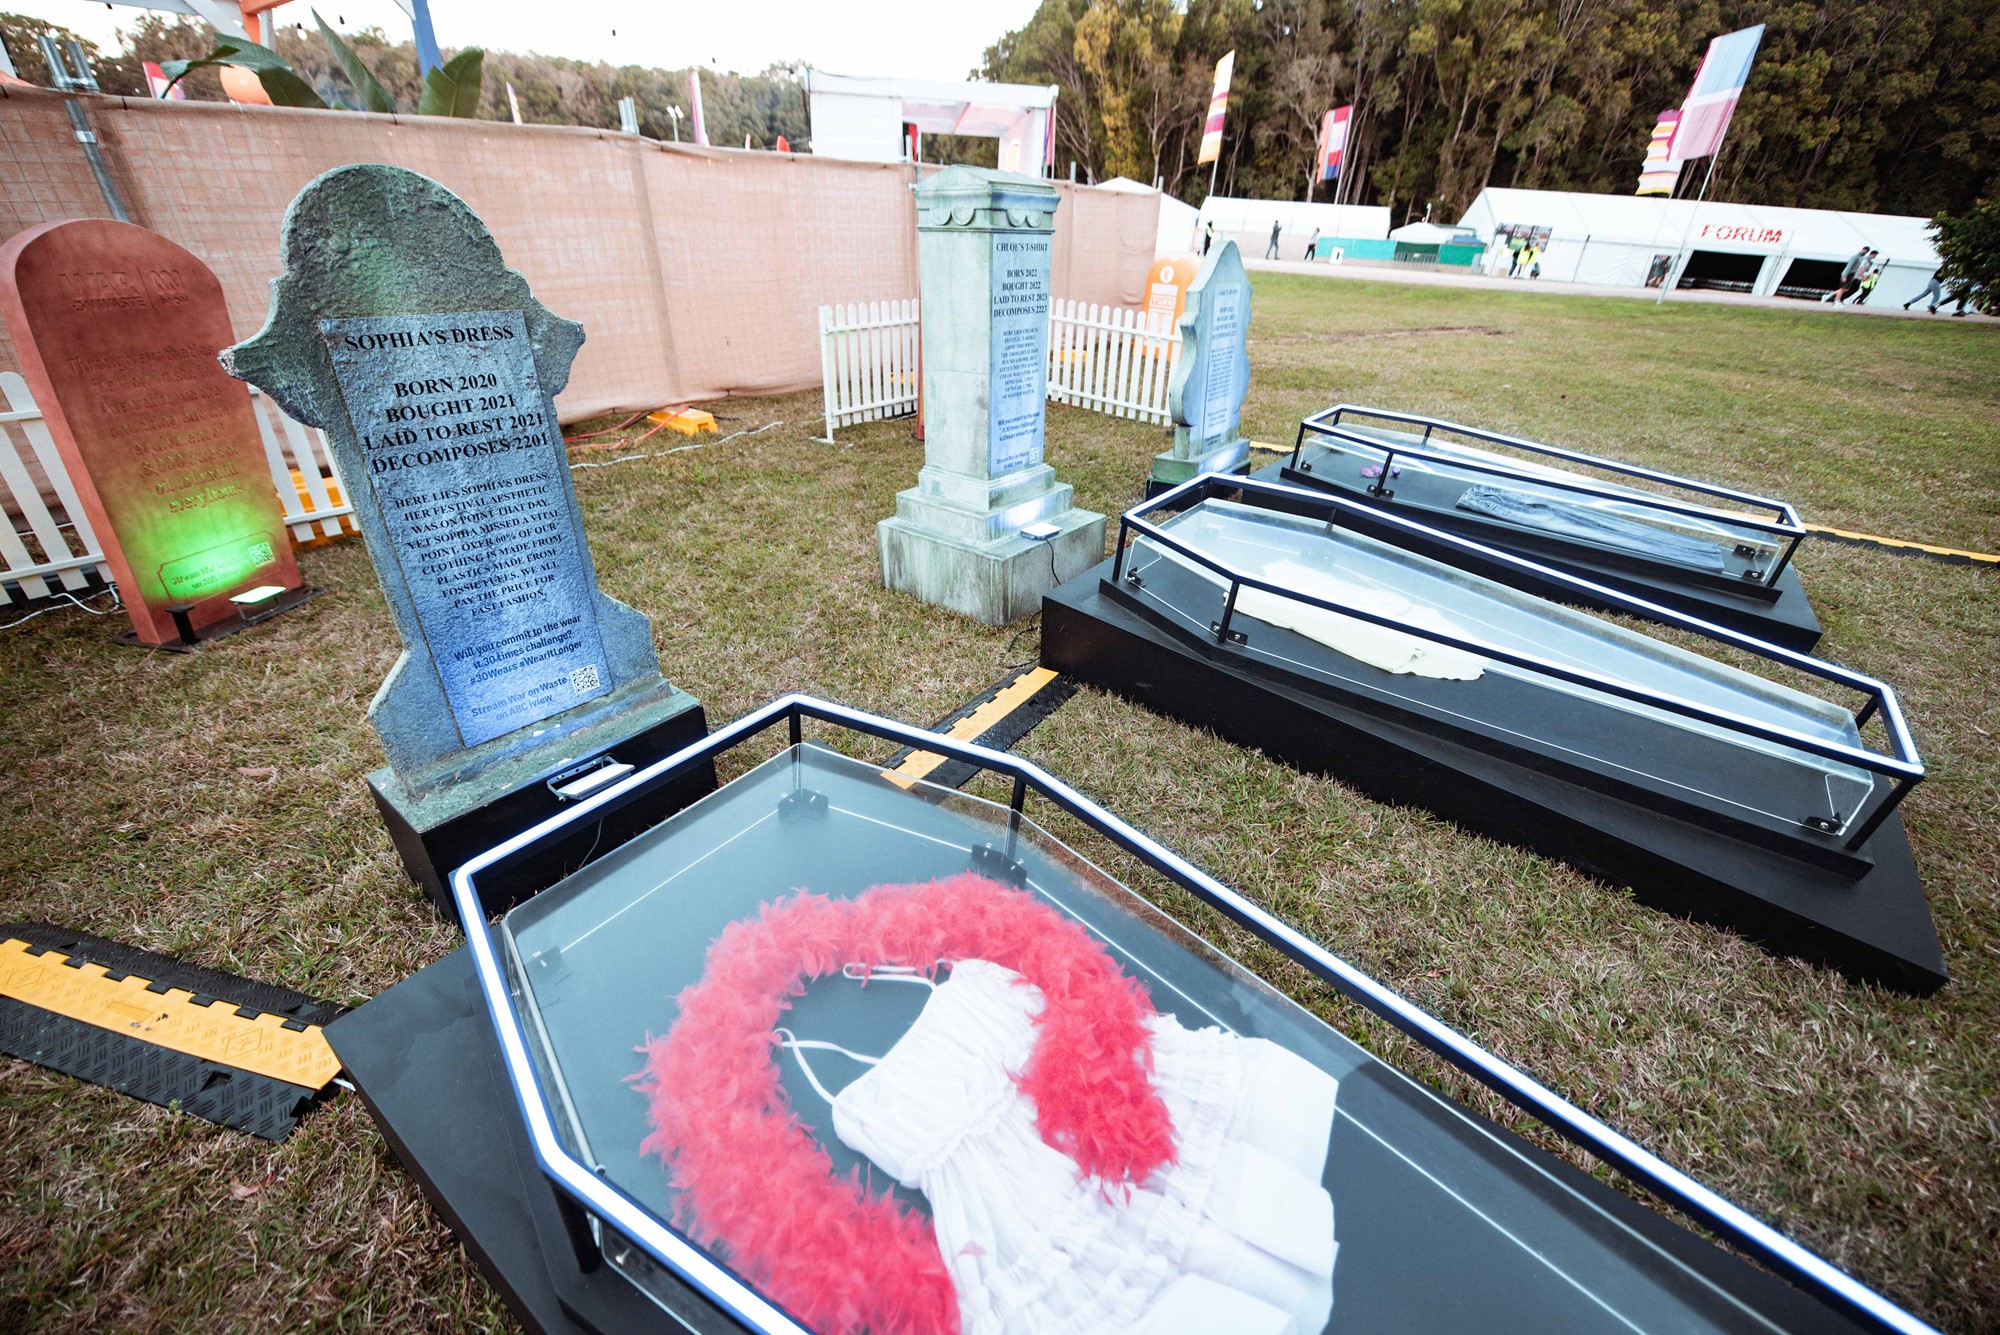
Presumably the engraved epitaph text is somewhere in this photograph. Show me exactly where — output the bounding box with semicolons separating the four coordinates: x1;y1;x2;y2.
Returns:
987;234;1052;475
1197;281;1248;442
323;310;611;746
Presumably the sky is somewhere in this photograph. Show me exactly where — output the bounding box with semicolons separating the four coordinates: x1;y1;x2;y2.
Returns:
6;0;1042;80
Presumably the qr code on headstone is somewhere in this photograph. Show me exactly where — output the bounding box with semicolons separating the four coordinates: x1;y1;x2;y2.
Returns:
248;540;274;567
569;664;602;695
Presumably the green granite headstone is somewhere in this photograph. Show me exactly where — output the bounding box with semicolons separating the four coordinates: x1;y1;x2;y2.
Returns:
223;165;704;907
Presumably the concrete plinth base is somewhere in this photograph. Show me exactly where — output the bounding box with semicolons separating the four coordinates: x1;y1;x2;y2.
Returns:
1149;437;1251;494
880;507;1105;624
370;686;712;920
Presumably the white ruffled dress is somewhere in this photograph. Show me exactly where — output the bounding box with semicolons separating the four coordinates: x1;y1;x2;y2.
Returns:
825;959;1340;1335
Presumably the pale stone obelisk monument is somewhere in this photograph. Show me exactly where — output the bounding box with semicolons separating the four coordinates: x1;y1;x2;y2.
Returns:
878;167;1104;624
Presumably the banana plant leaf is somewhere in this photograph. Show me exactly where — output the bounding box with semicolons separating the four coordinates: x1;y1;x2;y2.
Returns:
417;47;485;118
314;10;396;114
158;37;329;109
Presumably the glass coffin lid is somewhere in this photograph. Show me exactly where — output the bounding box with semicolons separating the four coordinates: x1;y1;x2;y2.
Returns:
456;698;1936;1335
1039;476;1941;993
1262;404;1820;649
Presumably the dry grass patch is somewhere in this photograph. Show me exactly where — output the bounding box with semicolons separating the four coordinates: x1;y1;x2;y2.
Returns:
1;278;1996;1330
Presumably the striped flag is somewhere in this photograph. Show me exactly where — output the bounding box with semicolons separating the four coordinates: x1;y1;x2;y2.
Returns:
1197;51;1234;166
1636;110;1680;195
689;69;710;147
1668;25;1763;164
143;61;185;100
1318;105;1352;181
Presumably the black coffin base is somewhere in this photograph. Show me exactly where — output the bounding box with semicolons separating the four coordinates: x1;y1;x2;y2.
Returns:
1245;460;1825;652
327;913;1882;1335
323;948;742;1335
371;705;717;923
1042;560;1945;993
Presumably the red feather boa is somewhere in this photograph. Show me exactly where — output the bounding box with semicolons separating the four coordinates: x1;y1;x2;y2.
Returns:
633;872;1174;1335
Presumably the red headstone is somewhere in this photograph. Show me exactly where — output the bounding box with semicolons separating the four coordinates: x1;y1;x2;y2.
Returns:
0;219;301;645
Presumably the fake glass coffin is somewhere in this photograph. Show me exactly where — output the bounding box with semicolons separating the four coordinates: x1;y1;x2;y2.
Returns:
458;700;1928;1335
1255;404;1822;649
1040;478;1943;994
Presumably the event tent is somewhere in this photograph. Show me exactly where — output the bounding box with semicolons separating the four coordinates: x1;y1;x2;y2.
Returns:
1456;187;1941;306
1098;177;1201;258
1388;221;1479;244
1197;196;1392;262
806;71;1057;174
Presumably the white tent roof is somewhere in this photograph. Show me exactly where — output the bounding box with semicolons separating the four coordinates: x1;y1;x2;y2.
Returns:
805;70;1057;137
1389;221;1476;244
1456;187;1937;263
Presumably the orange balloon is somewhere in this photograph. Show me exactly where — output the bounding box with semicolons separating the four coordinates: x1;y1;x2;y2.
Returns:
218;64;274;106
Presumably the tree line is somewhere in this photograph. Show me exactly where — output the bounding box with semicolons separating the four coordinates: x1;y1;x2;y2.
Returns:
7;5;1994;222
980;0;2000;221
0;13;811;150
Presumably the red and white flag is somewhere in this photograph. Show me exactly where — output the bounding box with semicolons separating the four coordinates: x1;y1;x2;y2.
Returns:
1197;51;1234;166
1669;25;1763;164
1318;105;1351;182
688;69;709;146
143;61;185;100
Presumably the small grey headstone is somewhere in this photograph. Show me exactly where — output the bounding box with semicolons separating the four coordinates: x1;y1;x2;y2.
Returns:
1154;240;1253;488
223;165;697;818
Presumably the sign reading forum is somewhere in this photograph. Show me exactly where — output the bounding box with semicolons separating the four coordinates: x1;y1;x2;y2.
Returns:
322;309;612;747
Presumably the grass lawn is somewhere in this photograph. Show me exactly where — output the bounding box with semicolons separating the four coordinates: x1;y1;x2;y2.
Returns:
1;274;1995;1332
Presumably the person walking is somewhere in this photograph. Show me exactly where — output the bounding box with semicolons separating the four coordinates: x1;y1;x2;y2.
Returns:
1854;259;1885;306
1507;242;1523;277
1517;242;1538;278
1305;227;1320;261
1905;269;1949;313
1840;249;1878;302
1827;246;1868;302
1266;219;1282;259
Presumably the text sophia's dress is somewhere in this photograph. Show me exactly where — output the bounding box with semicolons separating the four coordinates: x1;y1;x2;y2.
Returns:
822;960;1340;1335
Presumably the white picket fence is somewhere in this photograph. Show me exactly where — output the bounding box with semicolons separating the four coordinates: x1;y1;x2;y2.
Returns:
818;299;920;439
0;370;353;605
0;371;110;601
817;297;1183;440
246;390;354;544
1046;299;1180;425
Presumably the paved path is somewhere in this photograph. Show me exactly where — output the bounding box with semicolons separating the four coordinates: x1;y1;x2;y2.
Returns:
1243;256;1996;323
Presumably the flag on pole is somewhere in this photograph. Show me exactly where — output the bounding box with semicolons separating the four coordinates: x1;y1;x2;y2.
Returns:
1668;25;1763;164
688;69;710;146
1318;105;1352;181
1197;51;1234;166
1636;109;1680;195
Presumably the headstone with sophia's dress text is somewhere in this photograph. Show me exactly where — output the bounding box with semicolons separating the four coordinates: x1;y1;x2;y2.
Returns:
223;164;709;915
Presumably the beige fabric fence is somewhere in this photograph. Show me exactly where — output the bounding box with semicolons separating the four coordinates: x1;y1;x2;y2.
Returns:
0;86;1160;422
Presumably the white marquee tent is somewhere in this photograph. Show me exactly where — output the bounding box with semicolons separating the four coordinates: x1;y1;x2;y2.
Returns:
806;71;1057;174
1456;187;1941;306
1097;177;1201;258
1191;196;1392;264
